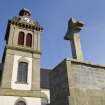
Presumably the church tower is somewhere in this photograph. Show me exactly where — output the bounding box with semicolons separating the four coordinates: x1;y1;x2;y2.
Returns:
0;8;47;105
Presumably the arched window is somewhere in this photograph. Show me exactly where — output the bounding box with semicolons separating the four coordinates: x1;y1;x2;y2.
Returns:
18;31;25;45
16;101;26;105
26;33;32;47
17;62;28;83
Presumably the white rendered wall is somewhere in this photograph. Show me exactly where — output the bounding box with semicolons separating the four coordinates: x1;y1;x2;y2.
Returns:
41;89;50;103
0;96;41;105
11;55;32;90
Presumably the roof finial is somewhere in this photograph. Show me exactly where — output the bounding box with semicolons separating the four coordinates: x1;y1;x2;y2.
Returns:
19;8;31;16
64;17;84;61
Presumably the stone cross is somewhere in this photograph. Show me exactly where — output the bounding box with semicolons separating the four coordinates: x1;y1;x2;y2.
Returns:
64;17;84;61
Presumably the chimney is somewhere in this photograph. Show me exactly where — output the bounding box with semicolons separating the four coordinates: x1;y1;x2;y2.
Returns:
64;17;84;61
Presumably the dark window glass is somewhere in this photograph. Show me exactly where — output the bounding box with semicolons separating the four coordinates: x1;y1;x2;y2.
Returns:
26;33;32;47
16;101;26;105
17;62;28;83
18;31;25;45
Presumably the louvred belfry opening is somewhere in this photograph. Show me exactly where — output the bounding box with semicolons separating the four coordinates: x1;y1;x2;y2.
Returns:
18;31;25;45
26;33;32;47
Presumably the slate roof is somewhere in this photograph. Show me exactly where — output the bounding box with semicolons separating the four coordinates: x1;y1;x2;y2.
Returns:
40;68;50;89
0;63;3;71
0;63;3;83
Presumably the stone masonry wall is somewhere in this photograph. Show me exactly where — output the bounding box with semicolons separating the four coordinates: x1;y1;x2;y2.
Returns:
49;59;105;105
50;60;69;105
68;60;105;105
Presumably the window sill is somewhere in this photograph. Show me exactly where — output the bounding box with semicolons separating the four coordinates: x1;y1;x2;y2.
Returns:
17;45;32;49
15;81;28;84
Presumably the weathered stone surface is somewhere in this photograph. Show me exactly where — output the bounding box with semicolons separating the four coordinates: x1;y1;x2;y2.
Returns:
72;61;105;89
50;60;69;105
64;18;84;61
68;59;105;105
50;59;105;105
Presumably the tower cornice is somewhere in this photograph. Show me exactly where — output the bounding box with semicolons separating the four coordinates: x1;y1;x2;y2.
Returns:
6;45;42;54
8;17;43;31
